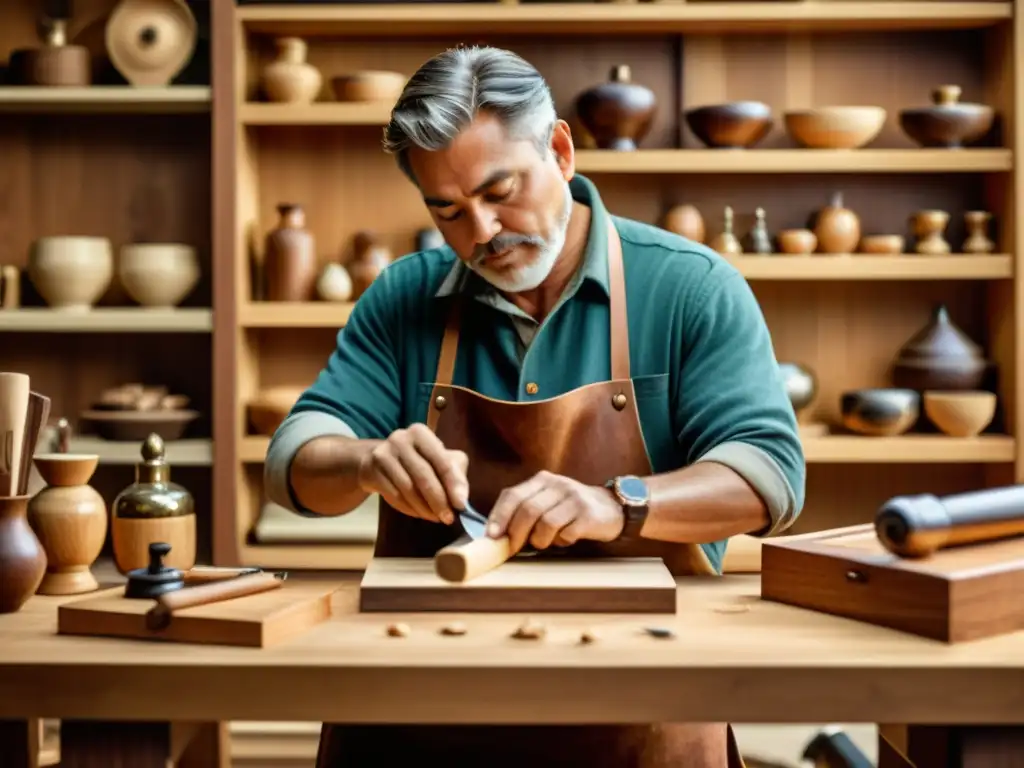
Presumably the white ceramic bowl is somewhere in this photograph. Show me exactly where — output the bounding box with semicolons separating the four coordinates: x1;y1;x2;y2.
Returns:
118;243;200;307
28;236;113;311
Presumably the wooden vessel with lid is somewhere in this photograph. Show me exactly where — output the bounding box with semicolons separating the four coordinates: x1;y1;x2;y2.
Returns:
110;433;196;575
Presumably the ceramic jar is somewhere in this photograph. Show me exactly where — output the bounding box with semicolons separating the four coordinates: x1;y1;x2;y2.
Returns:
316;263;353;302
348;232;393;300
0;496;47;613
575;65;657;151
28;236;113;311
118;243;200;307
106;0;199;86
265;204;317;302
111;433;196;575
262;37;322;104
27;454;107;595
813;193;861;254
892;304;988;391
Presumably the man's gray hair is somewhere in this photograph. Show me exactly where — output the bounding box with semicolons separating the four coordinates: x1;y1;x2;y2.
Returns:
383;46;558;182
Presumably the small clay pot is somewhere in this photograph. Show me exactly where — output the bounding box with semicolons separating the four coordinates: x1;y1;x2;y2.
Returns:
813;192;861;254
891;304;988;391
0;496;47;614
685;101;773;149
661;204;705;243
776;229;817;255
262;37;322;104
923;391;996;437
331;71;406;102
575;65;657;151
859;235;905;255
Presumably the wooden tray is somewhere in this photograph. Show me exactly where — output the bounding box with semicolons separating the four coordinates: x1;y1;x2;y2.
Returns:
359;556;677;613
761;524;1024;643
58;581;338;648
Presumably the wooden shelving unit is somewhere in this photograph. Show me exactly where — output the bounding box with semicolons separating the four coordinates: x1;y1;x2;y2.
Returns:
216;0;1023;575
0;0;217;563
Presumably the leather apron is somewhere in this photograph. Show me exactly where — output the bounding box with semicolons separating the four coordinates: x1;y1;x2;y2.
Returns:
316;220;746;768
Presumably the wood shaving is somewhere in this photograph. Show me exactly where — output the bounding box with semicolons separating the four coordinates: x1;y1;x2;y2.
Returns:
386;622;410;637
644;626;675;639
440;621;467;636
512;618;546;640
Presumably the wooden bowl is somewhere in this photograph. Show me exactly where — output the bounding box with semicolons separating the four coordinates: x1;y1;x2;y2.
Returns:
248;386;306;436
776;229;817;255
32;454;100;487
684;101;773;149
840;388;919;436
784;106;887;149
80;410;199;442
859;235;905;255
923;390;996;437
331;71;406;102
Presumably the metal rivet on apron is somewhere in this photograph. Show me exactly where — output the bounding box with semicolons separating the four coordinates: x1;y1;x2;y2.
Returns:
434;395;447;410
525;382;539;395
612;392;627;410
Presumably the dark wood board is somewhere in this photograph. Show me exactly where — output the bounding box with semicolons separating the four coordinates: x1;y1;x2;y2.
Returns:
57;582;338;648
359;556;678;613
760;524;1024;643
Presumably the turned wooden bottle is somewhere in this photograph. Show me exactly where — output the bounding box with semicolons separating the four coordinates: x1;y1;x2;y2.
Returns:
27;453;107;595
264;204;317;302
111;433;196;575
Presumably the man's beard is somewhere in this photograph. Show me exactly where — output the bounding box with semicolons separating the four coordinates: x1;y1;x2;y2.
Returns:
468;182;573;293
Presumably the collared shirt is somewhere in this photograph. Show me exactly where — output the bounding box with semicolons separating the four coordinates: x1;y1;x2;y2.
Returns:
265;174;806;573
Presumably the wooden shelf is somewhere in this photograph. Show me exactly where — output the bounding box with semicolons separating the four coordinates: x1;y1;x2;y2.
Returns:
241;434;1013;465
573;149;1012;174
0;86;212;114
0;308;213;333
240;302;353;328
237;2;1012;35
62;437;213;467
802;435;1014;463
728;255;1013;280
241;102;392;126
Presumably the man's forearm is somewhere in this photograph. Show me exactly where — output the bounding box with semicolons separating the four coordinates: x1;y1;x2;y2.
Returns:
288;436;382;516
640;461;772;543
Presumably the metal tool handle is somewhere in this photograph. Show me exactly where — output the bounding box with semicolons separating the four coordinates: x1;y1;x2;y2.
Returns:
435;534;512;583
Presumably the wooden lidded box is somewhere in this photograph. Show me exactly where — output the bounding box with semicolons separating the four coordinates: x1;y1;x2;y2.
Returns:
760;525;1024;643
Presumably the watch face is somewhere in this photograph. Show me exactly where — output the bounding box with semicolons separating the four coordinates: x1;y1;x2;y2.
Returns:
617;475;648;504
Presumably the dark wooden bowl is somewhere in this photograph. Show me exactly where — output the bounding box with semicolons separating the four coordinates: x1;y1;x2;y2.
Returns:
840;388;919;437
899;85;994;148
80;410;199;442
684;101;773;149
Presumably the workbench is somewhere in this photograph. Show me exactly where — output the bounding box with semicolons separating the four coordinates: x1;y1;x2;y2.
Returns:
0;575;1021;767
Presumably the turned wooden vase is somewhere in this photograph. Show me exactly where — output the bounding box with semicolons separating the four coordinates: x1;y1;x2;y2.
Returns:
575;65;657;151
27;453;108;596
0;496;47;613
264;204;317;302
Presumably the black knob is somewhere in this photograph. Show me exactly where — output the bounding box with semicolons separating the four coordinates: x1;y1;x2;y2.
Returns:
139;26;158;47
147;542;171;573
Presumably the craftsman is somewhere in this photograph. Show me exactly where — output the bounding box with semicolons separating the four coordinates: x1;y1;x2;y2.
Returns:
265;46;805;768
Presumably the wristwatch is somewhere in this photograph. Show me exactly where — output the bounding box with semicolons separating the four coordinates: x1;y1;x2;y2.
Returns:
605;475;650;540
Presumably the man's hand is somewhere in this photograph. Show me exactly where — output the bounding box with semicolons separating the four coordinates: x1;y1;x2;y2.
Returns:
356;423;468;525
485;471;624;555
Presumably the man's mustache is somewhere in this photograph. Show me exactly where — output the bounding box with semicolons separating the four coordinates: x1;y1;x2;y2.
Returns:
472;233;546;266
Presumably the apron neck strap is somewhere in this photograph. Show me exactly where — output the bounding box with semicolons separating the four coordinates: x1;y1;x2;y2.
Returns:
433;216;629;387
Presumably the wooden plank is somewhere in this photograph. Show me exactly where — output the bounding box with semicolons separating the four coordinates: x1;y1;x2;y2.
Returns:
358;556;678;613
57;583;338;648
0;308;212;333
237;2;1012;35
0;86;211;114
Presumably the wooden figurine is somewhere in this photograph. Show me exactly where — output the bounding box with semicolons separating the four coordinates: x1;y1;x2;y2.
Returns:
746;207;772;254
912;210;951;255
963;210;994;254
709;206;742;255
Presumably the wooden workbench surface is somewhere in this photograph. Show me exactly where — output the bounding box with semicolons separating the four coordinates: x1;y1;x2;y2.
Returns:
1;575;1022;725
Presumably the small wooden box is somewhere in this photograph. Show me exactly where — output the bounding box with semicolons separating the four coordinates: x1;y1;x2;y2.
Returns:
761;524;1024;643
360;557;677;613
